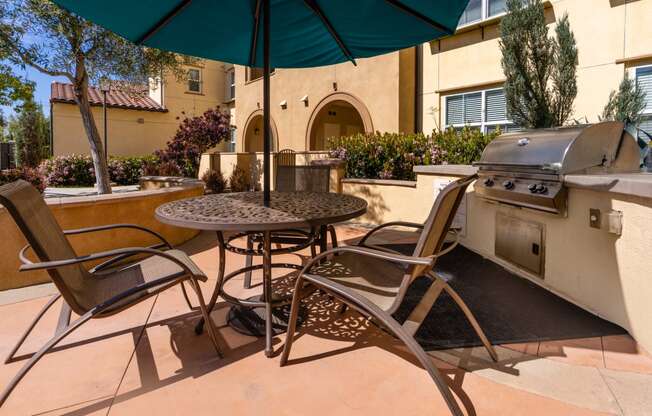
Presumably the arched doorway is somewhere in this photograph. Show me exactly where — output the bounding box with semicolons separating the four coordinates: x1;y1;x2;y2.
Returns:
307;93;373;151
243;110;278;152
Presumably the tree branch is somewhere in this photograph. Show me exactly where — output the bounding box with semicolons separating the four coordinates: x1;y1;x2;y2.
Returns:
0;30;73;81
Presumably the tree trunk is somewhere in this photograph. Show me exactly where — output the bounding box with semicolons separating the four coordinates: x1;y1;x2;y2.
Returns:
72;62;112;194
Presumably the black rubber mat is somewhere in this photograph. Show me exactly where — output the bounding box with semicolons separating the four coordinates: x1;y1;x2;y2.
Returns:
392;245;627;351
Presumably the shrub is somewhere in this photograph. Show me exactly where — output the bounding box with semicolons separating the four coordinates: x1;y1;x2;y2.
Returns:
329;128;495;180
39;154;155;187
155;107;231;177
229;166;250;192
201;169;226;194
0;167;46;192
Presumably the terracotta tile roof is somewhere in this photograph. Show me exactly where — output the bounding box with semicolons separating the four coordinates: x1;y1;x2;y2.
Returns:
50;82;167;112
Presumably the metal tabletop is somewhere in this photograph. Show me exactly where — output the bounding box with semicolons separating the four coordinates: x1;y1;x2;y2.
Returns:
155;191;368;232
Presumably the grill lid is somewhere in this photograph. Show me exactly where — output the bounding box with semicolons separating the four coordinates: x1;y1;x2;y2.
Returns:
475;122;629;175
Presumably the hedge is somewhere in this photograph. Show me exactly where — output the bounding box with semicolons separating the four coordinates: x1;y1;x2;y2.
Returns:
329;127;496;181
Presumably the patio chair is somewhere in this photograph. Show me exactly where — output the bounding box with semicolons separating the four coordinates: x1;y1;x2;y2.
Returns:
280;174;497;416
243;164;337;289
0;180;222;408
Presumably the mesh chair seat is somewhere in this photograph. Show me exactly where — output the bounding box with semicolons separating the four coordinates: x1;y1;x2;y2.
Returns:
82;249;207;313
306;252;406;311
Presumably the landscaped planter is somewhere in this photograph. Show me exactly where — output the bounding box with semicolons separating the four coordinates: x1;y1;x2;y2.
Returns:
139;175;205;190
0;184;203;291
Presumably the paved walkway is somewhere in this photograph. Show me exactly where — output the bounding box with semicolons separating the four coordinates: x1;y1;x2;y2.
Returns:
0;226;650;415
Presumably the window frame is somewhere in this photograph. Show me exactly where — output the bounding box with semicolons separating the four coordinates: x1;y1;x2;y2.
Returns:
443;87;514;133
225;67;235;101
245;67;275;83
629;64;652;140
186;68;203;94
458;0;509;28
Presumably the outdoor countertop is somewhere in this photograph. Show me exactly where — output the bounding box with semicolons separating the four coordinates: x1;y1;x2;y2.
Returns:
564;172;652;199
413;164;478;176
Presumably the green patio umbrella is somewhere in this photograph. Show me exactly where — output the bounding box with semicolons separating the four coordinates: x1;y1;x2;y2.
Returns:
51;0;470;205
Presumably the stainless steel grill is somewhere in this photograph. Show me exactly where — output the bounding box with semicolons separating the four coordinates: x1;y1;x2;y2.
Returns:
474;121;640;215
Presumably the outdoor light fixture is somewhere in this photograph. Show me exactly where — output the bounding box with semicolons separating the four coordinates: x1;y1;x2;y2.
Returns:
332;82;338;91
300;95;308;107
279;100;287;109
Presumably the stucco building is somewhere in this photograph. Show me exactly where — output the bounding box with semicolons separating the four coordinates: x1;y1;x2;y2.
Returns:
50;59;235;157
233;0;652;153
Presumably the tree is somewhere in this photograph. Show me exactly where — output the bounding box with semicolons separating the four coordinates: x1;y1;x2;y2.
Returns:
601;75;646;126
500;0;578;128
9;97;49;167
155;107;231;177
0;0;191;193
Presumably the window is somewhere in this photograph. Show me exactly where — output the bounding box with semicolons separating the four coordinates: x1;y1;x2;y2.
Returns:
246;67;275;82
632;65;652;140
187;68;202;93
444;87;517;133
229;127;237;152
225;68;235;101
458;0;511;27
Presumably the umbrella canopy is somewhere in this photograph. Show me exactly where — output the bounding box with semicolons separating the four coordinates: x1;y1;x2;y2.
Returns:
52;0;470;203
51;0;468;68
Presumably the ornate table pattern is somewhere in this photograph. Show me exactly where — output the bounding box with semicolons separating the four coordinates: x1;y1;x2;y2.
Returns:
155;191;367;357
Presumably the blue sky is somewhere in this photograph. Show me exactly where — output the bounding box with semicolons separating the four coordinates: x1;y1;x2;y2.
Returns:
1;64;67;119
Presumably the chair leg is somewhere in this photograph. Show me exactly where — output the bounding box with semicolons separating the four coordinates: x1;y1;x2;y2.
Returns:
5;294;61;364
187;278;223;358
281;278;464;416
244;235;254;289
0;309;95;408
179;282;196;311
279;276;305;366
440;278;498;362
327;225;338;249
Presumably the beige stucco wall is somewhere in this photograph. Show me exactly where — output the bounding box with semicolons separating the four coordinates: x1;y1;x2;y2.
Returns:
0;185;202;291
420;0;652;133
341;170;652;353
52;60;233;157
234;49;416;153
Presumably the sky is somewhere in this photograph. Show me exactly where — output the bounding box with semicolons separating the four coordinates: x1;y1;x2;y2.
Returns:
1;63;67;119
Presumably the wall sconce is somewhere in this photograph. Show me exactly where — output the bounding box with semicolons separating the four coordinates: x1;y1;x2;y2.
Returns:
299;95;309;107
254;127;260;135
332;82;338;91
279;100;287;109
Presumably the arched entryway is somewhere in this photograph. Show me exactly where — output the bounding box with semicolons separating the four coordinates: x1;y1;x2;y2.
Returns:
243;110;278;152
306;93;373;151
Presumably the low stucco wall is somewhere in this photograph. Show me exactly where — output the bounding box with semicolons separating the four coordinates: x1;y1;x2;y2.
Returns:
342;165;652;353
0;185;203;291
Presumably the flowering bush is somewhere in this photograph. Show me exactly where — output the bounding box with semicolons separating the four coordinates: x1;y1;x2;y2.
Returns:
39;154;156;187
329;127;496;180
0;167;46;192
156;107;231;177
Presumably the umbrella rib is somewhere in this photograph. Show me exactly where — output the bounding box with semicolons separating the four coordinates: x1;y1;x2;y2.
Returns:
249;0;263;67
302;0;357;66
383;0;455;35
136;0;193;45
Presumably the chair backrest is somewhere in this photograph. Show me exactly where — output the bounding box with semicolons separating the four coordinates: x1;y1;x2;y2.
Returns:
410;174;477;276
0;180;90;313
275;165;331;193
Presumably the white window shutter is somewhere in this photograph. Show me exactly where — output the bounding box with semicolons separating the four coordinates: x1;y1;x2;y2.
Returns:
446;95;464;125
486;89;507;122
464;92;483;123
637;67;652;112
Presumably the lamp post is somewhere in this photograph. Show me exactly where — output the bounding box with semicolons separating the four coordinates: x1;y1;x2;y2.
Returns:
99;80;110;159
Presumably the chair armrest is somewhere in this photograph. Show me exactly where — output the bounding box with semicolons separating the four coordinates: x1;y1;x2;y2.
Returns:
358;221;424;246
63;224;172;249
301;245;435;276
18;247;204;280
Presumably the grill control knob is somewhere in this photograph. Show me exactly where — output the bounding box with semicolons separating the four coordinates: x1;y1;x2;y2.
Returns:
503;180;515;190
483;178;494;187
528;183;537;193
536;184;547;193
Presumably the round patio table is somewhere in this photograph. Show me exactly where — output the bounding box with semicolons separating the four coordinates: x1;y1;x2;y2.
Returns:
155;191;367;357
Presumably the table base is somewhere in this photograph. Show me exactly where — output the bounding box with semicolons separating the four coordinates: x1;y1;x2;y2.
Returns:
227;295;305;338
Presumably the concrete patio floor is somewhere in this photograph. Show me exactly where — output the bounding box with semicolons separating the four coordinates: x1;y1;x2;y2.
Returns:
1;225;651;415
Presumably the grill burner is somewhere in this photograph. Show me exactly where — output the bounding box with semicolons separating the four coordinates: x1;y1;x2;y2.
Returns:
474;122;640;215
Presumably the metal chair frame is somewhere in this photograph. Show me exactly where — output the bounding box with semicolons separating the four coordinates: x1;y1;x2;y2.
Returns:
280;175;497;416
0;181;222;408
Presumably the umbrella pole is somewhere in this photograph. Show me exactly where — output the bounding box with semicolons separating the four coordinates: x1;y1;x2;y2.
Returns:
262;0;271;206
